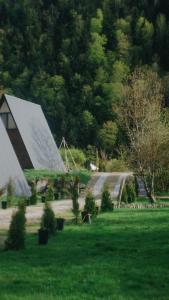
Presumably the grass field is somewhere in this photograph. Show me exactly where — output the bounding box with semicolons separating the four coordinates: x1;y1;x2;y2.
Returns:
0;209;169;300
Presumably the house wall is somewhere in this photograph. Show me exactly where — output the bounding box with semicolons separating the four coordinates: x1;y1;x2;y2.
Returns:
0;98;33;170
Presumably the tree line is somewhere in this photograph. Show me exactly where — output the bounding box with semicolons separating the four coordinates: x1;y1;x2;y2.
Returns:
1;0;169;156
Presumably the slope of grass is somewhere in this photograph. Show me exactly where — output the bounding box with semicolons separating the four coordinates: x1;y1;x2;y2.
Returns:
0;209;169;300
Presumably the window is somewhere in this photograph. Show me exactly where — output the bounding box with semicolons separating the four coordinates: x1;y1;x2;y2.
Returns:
0;114;8;128
0;113;16;129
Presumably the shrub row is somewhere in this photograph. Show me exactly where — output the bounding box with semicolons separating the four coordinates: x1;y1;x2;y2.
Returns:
4;178;115;251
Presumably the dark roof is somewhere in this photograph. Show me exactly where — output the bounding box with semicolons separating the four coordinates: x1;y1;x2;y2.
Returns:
0;118;31;197
4;94;66;172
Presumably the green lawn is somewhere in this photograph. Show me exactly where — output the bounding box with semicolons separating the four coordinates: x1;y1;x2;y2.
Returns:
0;209;169;300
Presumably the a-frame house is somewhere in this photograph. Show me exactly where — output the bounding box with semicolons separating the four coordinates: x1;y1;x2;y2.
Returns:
0;117;31;196
0;94;66;172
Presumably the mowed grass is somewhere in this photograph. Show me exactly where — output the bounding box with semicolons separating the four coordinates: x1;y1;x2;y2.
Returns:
0;209;169;300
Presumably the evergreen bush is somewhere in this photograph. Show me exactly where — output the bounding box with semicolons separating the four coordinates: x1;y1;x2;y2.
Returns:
5;200;26;250
46;184;54;201
71;177;80;224
7;179;14;207
30;182;38;205
84;191;97;216
121;185;128;203
41;201;56;235
121;177;137;203
126;178;137;203
101;185;113;212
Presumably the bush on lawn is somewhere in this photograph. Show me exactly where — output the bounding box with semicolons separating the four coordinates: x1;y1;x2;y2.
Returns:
121;177;136;203
7;178;14;207
84;191;97;216
101;185;113;212
30;182;38;205
71;177;80;224
5;200;26;250
41;201;56;235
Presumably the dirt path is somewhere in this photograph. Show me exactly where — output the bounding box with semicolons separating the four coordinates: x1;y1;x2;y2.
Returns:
0;172;130;229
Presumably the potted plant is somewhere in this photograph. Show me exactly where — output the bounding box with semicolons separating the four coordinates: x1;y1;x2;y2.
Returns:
41;202;56;235
82;191;97;223
38;228;49;245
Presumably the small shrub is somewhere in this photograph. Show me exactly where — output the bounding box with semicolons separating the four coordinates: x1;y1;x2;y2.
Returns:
121;177;137;203
121;185;128;203
134;176;139;197
71;177;80;224
105;159;128;172
30;182;38;205
7;179;14;207
46;184;54;201
84;191;97;216
60;148;86;168
5;201;26;250
101;185;113;212
41;201;56;235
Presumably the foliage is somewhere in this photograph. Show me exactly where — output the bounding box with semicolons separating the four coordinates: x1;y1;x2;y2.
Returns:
5;201;26;250
60;148;86;169
25;169;91;185
98;121;118;155
84;191;97;216
46;185;54;202
101;185;113;212
71;177;80;224
29;182;38;205
2;1;169;156
117;68;169;203
6;178;14;208
85;145;98;164
121;177;137;204
104;159;128;172
41;201;56;235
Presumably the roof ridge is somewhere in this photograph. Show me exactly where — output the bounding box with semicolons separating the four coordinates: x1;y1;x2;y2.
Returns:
4;94;41;108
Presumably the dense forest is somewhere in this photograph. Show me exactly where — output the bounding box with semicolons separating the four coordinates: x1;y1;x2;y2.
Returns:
1;0;169;155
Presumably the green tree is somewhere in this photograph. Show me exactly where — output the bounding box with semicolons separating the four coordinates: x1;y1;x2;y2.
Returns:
41;201;56;235
98;121;118;155
5;201;26;250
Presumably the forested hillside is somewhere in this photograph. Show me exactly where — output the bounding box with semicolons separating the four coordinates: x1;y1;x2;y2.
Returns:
1;0;169;153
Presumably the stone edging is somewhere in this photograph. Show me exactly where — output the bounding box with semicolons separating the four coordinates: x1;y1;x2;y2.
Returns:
114;203;169;209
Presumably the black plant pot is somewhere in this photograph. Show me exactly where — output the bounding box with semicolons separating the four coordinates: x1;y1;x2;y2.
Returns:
56;218;65;231
38;228;49;245
41;196;46;203
1;201;7;209
81;211;91;223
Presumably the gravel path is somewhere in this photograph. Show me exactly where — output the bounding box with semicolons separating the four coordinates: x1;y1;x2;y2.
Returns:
0;172;130;229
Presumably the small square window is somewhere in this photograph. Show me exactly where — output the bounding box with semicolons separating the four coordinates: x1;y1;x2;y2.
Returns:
0;114;8;128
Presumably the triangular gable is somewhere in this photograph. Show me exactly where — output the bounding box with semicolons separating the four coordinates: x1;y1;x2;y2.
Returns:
4;94;66;172
0;118;31;197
